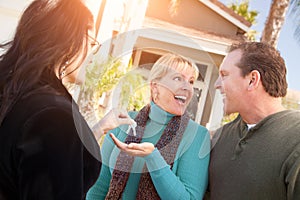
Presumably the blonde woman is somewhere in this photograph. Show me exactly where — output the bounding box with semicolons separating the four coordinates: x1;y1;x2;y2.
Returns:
87;53;210;200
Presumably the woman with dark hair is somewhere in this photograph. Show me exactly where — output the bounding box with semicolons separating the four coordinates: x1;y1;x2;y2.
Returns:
0;0;132;199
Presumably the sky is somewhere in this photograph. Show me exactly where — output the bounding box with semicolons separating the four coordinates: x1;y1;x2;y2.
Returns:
220;0;300;91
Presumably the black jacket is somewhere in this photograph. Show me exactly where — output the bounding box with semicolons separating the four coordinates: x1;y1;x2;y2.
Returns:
0;78;101;200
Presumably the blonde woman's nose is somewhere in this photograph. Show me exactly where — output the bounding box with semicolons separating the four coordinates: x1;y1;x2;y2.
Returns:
182;80;193;91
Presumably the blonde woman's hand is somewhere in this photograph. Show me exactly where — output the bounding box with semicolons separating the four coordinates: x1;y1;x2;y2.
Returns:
110;133;155;157
92;108;135;140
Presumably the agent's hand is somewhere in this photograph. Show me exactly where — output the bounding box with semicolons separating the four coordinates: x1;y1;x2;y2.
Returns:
92;108;135;140
110;133;155;157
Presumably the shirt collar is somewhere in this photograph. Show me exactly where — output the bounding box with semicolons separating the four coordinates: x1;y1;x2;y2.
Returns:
149;101;175;125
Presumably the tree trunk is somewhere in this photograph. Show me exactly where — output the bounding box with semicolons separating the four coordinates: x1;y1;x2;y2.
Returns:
290;0;300;42
261;0;290;47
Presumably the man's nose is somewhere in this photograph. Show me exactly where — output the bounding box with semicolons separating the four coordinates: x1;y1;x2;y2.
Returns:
214;76;221;89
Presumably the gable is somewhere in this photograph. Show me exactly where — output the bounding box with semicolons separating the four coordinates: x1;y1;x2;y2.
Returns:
145;0;250;38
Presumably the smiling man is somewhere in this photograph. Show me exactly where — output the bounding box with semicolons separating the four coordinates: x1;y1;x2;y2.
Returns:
206;42;300;200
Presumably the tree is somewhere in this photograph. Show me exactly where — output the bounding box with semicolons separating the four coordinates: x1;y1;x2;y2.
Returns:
261;0;290;47
228;0;258;41
228;0;258;24
73;56;149;127
290;0;300;42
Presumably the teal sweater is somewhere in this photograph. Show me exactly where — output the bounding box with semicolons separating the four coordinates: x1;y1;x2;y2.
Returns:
87;102;210;200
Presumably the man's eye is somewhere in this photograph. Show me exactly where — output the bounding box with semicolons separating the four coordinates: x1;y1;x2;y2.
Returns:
220;72;226;77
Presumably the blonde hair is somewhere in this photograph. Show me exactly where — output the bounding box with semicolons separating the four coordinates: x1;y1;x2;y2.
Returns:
148;53;199;82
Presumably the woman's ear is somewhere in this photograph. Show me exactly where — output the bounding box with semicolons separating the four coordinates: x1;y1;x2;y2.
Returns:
150;81;158;102
150;81;157;91
247;70;261;90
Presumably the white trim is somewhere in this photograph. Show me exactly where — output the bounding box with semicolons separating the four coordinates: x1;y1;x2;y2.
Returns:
138;28;229;56
195;63;213;124
207;89;224;130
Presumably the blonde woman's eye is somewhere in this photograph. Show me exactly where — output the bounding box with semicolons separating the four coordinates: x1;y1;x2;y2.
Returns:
190;80;195;85
174;77;181;81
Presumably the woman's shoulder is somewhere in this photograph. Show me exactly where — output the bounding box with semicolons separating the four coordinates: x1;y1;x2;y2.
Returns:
20;93;72;113
176;119;210;159
6;93;73;126
185;120;210;146
128;110;138;119
25;93;71;107
187;119;208;134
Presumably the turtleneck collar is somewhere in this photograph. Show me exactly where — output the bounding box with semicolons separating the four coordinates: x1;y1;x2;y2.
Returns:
149;101;175;125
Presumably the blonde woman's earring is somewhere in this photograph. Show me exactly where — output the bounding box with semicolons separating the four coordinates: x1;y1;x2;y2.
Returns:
153;93;158;102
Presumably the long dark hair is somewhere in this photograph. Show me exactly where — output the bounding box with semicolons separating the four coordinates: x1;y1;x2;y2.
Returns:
0;0;94;124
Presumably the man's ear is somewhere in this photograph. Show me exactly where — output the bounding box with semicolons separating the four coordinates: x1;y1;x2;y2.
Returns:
248;70;260;90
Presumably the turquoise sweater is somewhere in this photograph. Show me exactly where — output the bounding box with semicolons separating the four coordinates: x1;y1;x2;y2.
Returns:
87;103;210;200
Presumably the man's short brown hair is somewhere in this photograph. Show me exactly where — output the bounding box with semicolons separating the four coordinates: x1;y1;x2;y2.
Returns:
229;42;287;97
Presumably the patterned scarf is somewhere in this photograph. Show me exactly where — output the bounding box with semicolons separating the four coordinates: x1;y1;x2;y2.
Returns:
105;104;190;200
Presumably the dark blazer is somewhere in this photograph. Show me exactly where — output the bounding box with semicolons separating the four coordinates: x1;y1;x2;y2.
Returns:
0;78;101;200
